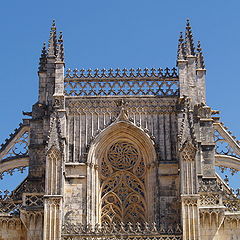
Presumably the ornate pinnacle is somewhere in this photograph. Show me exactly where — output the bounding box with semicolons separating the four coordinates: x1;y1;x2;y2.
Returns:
177;31;186;60
196;40;205;69
38;42;47;72
51;19;56;31
56;31;64;62
58;31;63;43
48;20;57;57
185;19;195;56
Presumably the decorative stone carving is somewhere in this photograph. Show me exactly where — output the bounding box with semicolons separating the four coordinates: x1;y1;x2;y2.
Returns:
100;141;147;224
62;221;182;237
199;194;220;206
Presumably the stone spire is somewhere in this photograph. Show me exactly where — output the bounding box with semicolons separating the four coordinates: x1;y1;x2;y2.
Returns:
196;40;205;69
177;32;186;60
47;20;58;57
185;19;195;56
38;42;47;72
56;31;64;62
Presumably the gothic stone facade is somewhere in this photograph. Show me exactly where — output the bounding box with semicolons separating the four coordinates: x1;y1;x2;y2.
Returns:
0;20;239;240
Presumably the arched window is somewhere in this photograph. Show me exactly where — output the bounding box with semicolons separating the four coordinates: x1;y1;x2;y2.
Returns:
86;121;156;225
100;141;147;224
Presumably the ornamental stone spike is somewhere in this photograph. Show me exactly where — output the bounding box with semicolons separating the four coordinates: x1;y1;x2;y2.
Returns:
47;20;58;58
185;19;195;56
196;40;205;69
177;29;188;99
54;29;65;102
38;41;48;103
38;42;47;72
56;31;64;62
177;31;186;60
196;40;206;104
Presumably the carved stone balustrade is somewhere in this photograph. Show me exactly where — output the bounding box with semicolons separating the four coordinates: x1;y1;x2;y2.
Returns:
62;222;182;240
64;68;179;97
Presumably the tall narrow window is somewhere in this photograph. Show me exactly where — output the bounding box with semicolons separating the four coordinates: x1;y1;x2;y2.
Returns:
100;141;147;224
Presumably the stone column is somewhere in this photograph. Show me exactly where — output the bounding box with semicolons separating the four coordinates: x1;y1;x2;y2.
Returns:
181;196;200;240
43;147;63;240
43;197;62;240
180;141;200;240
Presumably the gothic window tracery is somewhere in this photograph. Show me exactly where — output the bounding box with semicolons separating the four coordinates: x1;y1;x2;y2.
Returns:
100;141;147;225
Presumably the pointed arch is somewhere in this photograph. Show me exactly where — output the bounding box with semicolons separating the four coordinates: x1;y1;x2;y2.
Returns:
88;121;156;165
86;121;157;225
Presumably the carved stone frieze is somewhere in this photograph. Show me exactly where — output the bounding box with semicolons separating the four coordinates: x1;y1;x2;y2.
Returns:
44;197;62;207
181;196;198;206
198;178;222;193
62;221;182;236
64;67;179;97
66;98;178;115
199;194;220;206
54;95;65;109
62;236;182;240
0;216;23;229
180;141;196;161
199;207;224;215
23;193;44;207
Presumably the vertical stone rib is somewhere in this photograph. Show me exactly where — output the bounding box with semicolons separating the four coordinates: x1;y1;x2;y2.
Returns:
67;116;70;162
103;112;106;127
155;113;160;158
73;114;76;162
144;112;148;130
91;112;94;138
159;114;165;160
165;114;171;160
97;112;99;131
85;113;88;153
163;114;167;161
79;113;82;159
50;159;53;195
86;164;91;224
70;115;74;162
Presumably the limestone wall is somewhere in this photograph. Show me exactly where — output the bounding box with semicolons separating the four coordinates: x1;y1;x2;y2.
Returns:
63;96;180;226
65;97;178;163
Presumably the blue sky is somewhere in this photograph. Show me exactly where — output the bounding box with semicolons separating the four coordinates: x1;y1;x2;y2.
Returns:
0;0;239;190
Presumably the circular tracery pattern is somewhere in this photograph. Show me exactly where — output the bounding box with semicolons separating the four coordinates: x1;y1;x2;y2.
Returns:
101;141;147;225
107;142;138;170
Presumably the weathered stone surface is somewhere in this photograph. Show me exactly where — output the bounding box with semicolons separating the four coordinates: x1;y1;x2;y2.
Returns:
0;21;239;240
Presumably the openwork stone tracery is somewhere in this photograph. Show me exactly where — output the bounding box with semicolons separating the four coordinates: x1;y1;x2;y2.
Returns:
1;20;240;240
100;141;147;225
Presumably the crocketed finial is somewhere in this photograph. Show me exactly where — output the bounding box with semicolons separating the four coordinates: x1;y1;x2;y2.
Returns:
51;19;56;31
196;40;205;69
56;31;64;62
48;20;58;57
38;42;47;72
185;19;195;56
177;31;186;60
